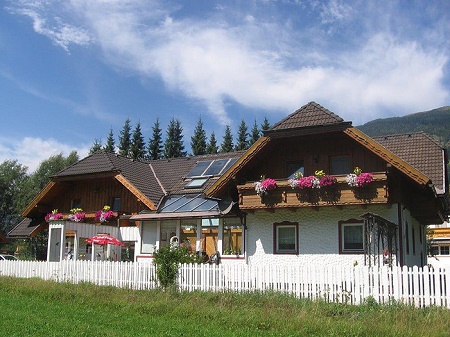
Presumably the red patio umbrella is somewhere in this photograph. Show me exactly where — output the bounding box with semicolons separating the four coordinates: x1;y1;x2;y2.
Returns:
85;234;124;246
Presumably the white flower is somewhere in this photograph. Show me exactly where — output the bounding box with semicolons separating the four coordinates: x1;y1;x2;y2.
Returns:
288;178;299;188
346;173;358;187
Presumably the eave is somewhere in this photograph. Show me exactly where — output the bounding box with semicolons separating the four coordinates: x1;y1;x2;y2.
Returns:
206;136;272;197
344;127;430;186
21;181;58;217
114;174;156;210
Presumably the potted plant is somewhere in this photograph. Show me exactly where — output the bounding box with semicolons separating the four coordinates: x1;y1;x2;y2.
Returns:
45;209;63;221
95;205;115;223
68;208;85;222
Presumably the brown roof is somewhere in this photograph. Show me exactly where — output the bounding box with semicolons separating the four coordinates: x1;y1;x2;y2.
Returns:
268;101;346;131
0;232;9;243
8;218;44;238
56;151;164;205
374;132;447;194
150;151;243;196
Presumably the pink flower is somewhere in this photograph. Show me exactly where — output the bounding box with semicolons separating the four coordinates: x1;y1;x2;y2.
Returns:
297;176;320;189
356;172;374;187
260;178;277;191
45;212;63;221
319;175;337;187
95;210;115;223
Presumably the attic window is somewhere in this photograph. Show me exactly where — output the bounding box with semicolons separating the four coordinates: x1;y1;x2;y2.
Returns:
185;178;209;188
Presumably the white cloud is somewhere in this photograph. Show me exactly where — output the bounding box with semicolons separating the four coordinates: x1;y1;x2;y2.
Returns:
7;0;93;52
7;0;450;125
0;137;89;173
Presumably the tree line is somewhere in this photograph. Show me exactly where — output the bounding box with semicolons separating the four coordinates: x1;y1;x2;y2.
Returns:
89;116;271;160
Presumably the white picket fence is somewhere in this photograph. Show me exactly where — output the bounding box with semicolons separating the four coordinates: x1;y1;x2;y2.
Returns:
0;260;449;308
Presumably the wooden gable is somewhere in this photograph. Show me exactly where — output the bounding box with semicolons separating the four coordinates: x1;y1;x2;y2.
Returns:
207;102;444;224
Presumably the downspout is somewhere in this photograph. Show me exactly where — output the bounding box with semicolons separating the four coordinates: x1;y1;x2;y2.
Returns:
397;203;403;266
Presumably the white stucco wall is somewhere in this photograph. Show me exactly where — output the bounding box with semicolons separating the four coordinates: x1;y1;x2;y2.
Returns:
399;207;427;267
245;204;405;267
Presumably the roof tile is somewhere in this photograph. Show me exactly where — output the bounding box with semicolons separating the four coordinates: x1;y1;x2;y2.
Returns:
269;101;345;131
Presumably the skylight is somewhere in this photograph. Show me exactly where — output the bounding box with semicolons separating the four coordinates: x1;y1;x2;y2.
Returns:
185;177;208;188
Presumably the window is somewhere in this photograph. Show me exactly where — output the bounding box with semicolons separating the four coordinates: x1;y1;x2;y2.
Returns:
339;220;364;253
111;197;121;212
141;221;157;254
287;161;304;179
440;246;450;255
405;221;410;255
222;221;243;255
331;156;351;175
433;245;450;256
71;199;81;209
180;220;197;252
273;222;298;254
185;178;209;188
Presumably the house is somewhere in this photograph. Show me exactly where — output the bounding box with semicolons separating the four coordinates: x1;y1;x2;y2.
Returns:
427;222;450;269
15;102;448;267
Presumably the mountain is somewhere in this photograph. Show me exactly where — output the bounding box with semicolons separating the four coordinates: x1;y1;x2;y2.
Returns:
357;106;450;149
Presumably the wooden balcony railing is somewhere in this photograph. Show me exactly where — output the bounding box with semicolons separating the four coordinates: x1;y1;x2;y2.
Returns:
237;172;388;210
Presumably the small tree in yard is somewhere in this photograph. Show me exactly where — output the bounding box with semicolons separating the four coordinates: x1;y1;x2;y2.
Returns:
152;244;201;290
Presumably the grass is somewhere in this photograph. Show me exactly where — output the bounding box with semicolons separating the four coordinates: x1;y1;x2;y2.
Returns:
0;276;449;337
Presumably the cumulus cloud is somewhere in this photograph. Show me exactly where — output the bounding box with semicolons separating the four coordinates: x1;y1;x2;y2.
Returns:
0;137;89;173
6;0;450;124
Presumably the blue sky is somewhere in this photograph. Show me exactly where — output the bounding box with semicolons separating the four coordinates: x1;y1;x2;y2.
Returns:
1;0;449;172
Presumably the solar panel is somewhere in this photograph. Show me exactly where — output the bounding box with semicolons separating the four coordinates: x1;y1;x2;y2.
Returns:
221;157;237;173
186;161;212;177
203;159;228;176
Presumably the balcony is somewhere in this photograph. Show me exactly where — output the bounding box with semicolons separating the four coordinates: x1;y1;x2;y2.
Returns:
237;172;388;210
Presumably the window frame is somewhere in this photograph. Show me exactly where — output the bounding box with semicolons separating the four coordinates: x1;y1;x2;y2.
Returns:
330;155;351;175
286;161;304;179
273;221;299;255
111;197;122;212
339;219;365;254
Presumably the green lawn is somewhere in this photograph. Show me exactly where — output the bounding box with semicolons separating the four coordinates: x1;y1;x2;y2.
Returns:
0;276;449;337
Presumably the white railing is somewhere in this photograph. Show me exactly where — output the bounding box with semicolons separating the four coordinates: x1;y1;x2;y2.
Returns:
0;260;448;308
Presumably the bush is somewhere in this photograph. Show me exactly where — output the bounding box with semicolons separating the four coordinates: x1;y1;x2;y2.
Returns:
152;244;201;290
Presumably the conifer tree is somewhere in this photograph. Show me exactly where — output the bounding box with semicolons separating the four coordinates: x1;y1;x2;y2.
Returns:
104;128;115;153
191;117;207;156
261;116;271;132
147;118;163;160
89;139;102;154
220;125;234;153
164;118;186;158
118;118;132;157
235;119;249;151
249;119;260;146
206;131;219;154
130;121;146;160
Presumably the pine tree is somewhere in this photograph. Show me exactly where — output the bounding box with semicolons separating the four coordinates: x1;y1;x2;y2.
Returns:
261;116;271;132
249;119;260;146
164;118;186;158
147;118;163;160
235;119;249;151
220;125;234;153
206;131;218;154
191;117;207;156
130;121;146;160
104;128;115;152
118;118;132;157
89;139;102;154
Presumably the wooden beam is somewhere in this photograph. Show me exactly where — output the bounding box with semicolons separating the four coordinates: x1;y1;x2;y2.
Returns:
114;174;156;210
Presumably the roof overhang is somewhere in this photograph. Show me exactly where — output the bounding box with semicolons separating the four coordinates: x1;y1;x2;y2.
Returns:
344;127;431;186
206;136;271;197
